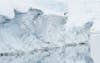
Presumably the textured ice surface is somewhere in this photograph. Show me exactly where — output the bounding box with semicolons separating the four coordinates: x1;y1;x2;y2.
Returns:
0;9;93;63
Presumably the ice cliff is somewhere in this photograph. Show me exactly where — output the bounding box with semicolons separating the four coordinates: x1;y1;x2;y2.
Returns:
0;9;93;63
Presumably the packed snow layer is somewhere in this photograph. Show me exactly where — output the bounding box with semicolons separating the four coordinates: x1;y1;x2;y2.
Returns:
0;9;93;63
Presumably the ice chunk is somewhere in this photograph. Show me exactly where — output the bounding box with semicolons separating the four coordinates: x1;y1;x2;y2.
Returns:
0;9;93;63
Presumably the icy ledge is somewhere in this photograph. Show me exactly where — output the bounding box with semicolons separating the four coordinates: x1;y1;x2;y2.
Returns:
0;9;93;63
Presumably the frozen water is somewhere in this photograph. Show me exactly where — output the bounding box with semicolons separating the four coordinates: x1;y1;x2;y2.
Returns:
0;9;93;63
